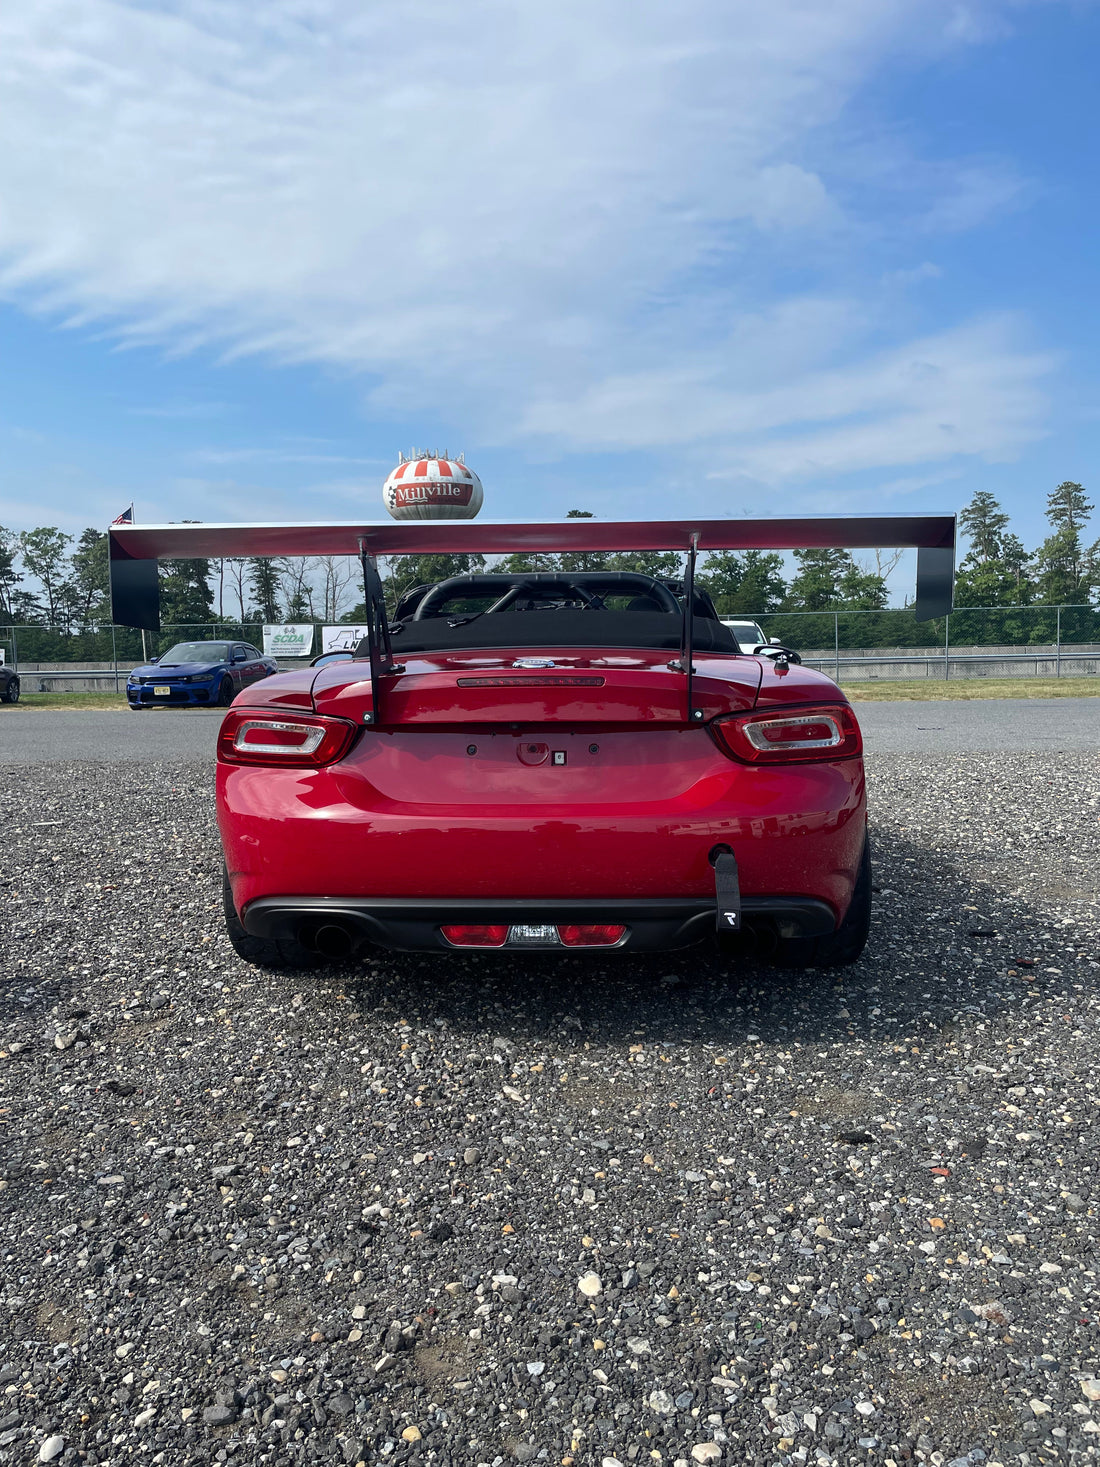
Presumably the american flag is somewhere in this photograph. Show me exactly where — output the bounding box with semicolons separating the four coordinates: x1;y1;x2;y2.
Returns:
111;505;134;525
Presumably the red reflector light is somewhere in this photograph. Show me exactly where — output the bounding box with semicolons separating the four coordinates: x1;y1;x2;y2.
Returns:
711;704;862;764
440;925;509;947
217;709;358;768
557;924;626;947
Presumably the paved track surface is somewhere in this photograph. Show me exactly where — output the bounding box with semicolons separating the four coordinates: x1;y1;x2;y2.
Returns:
1;697;1097;763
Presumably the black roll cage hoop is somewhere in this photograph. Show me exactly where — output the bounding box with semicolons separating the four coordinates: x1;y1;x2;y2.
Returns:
363;561;705;725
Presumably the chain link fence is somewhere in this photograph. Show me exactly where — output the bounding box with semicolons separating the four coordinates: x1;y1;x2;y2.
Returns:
739;604;1100;680
1;605;1099;686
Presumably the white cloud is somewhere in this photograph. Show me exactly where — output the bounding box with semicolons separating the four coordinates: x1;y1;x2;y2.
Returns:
524;315;1054;479
883;261;943;287
0;0;1062;482
191;448;382;467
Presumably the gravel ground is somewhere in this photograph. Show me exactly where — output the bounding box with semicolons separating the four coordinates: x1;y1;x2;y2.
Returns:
1;752;1099;1467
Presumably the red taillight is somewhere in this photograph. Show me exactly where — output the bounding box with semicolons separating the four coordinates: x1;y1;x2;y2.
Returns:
217;709;358;768
441;925;509;947
711;704;862;764
558;924;626;947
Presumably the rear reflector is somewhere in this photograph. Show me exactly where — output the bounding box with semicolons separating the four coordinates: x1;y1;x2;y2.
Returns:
711;704;862;764
440;923;627;949
558;924;626;947
440;925;509;947
217;709;358;768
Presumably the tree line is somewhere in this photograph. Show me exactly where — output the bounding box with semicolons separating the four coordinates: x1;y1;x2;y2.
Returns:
1;483;1097;658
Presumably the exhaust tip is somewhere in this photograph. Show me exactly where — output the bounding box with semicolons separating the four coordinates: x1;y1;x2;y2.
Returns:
306;922;357;961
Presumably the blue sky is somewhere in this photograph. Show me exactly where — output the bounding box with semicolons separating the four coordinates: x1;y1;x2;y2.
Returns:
1;0;1097;582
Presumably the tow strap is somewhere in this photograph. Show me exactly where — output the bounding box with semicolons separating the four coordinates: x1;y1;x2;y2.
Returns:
713;849;741;933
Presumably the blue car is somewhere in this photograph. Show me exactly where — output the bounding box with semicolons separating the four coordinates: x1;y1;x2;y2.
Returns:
127;639;278;710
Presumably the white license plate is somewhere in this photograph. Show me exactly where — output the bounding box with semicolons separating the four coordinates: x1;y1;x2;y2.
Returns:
154;685;171;696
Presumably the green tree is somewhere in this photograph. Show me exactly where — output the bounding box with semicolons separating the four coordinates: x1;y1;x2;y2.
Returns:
248;558;282;623
0;526;23;621
785;549;850;610
958;491;1010;565
605;550;681;579
954;490;1033;608
837;559;888;610
276;557;313;620
700;551;787;613
1034;481;1096;604
69;528;110;624
18;527;73;623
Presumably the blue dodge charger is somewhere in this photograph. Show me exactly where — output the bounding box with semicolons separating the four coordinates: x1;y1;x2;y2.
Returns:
127;639;277;709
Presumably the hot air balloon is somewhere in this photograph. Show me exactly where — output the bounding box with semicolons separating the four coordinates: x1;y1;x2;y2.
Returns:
382;450;484;521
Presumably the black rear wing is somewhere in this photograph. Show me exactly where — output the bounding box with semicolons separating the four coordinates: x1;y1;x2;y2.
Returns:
109;513;955;723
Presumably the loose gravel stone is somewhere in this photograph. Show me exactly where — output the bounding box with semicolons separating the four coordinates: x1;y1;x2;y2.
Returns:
2;749;1100;1465
201;1404;238;1426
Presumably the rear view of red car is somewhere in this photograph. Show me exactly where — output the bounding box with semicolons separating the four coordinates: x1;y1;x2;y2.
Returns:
216;567;870;969
107;513;956;971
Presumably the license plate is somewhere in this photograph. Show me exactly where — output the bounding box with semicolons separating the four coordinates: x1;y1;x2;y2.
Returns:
507;924;561;946
154;685;171;696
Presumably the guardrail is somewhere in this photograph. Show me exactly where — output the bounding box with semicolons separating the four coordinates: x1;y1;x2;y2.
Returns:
799;650;1099;681
17;650;1100;694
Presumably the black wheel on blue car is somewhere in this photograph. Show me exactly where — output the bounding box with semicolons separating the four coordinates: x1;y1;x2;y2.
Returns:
1;676;19;704
222;868;322;969
771;833;872;970
217;676;234;707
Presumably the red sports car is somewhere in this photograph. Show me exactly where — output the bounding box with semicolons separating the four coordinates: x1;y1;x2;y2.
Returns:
216;567;870;969
107;513;956;971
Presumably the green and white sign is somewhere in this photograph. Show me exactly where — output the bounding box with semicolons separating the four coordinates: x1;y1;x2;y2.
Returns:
263;623;314;658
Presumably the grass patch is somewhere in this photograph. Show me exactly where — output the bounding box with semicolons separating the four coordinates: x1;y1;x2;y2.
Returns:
10;691;130;710
843;675;1100;701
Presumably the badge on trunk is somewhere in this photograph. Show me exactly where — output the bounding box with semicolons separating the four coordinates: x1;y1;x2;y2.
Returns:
517;742;550;766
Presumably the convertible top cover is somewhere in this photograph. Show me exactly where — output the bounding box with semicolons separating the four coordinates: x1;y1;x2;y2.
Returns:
110;514;956;629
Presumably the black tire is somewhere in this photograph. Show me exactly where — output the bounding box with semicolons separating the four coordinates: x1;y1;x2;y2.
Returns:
222;869;321;969
217;676;235;707
1;676;19;704
771;834;872;969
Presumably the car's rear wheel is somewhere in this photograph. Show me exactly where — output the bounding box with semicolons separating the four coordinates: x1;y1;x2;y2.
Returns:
770;834;872;969
217;676;234;707
1;676;19;704
222;869;322;969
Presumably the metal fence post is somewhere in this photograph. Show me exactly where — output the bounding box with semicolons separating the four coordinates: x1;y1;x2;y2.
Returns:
944;614;950;680
832;610;845;676
11;624;17;672
111;624;118;691
1056;606;1062;678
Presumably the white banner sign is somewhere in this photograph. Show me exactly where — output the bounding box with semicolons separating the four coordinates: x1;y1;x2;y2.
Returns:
263;623;315;658
322;625;369;654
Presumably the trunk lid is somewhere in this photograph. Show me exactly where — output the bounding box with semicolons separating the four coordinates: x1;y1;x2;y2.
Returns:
311;648;761;725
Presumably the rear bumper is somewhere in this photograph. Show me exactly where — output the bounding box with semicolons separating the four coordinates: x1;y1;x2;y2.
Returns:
241;893;836;953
